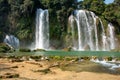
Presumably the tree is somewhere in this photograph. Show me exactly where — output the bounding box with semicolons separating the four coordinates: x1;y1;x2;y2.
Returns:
114;0;120;6
79;0;105;15
41;0;75;40
0;0;9;37
103;0;120;34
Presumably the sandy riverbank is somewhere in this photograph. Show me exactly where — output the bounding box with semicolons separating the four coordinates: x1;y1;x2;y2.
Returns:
0;57;120;80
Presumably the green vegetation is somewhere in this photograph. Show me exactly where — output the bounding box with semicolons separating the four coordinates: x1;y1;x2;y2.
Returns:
0;0;120;47
33;49;46;52
19;48;31;52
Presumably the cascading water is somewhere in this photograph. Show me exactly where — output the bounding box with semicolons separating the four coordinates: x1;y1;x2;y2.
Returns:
69;15;77;49
71;10;101;50
4;35;19;49
99;19;109;51
108;23;116;49
69;10;116;51
35;9;49;49
91;12;99;50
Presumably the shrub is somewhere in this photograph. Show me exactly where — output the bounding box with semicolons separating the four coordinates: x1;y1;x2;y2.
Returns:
19;48;31;52
33;49;46;52
30;56;42;59
53;56;63;60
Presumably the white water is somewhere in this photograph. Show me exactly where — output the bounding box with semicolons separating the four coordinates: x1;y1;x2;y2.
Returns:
4;35;19;49
108;23;116;49
99;19;109;51
91;59;120;70
69;15;77;50
71;10;101;50
35;9;49;49
74;10;83;50
91;12;99;50
69;10;116;51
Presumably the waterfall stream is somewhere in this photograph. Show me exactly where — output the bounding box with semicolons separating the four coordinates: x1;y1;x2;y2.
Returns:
35;9;49;49
4;35;19;49
108;23;116;49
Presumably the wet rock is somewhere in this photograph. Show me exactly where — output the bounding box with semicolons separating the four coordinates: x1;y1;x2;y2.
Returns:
19;48;31;52
20;56;30;61
91;56;98;60
84;44;90;50
49;62;60;68
41;56;49;61
11;66;18;68
9;59;23;62
32;68;51;74
25;61;43;67
1;65;18;70
0;73;19;79
62;46;72;51
81;57;90;61
29;56;42;61
0;43;11;53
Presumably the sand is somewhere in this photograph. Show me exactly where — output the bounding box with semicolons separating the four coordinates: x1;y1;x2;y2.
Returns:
0;58;120;80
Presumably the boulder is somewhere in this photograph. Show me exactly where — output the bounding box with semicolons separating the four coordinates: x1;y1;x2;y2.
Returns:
0;43;11;53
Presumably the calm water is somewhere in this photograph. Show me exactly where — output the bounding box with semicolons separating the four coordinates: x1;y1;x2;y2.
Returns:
34;51;120;57
1;51;120;57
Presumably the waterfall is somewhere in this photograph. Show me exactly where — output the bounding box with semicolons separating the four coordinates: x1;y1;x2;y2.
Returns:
69;10;116;51
35;9;49;49
74;10;83;50
72;10;100;50
4;35;19;49
108;23;116;49
69;15;77;50
99;19;109;51
91;12;99;50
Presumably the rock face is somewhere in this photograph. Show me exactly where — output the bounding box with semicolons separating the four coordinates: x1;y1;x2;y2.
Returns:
4;35;19;49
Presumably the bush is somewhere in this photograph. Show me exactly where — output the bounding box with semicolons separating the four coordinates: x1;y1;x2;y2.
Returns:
53;56;63;60
30;56;42;59
19;48;31;52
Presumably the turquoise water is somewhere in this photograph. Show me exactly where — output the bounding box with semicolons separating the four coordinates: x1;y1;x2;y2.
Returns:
34;51;120;57
1;51;120;57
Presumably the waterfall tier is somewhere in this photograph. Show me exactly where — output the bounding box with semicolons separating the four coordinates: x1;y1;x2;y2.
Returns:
4;35;19;49
69;10;116;51
107;23;116;49
35;9;49;49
